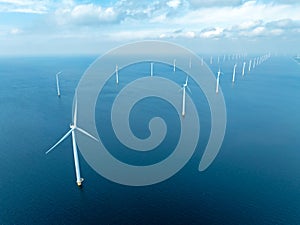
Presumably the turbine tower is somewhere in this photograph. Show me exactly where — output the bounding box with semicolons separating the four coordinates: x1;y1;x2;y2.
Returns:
150;62;153;77
115;65;119;84
181;76;191;117
216;68;222;94
56;71;62;97
232;63;237;83
248;59;252;72
242;61;246;76
173;59;176;72
46;95;99;187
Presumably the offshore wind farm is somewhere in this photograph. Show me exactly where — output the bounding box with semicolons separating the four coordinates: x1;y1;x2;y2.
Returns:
0;52;300;225
1;0;300;224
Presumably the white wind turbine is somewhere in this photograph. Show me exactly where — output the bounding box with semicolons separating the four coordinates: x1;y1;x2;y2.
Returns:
232;63;237;83
248;59;252;72
150;62;154;77
115;65;119;84
242;61;246;76
46;96;99;187
56;71;62;97
216;68;222;94
173;59;176;72
180;76;191;117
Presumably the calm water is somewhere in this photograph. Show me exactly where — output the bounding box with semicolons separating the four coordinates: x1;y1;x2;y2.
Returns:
0;55;300;224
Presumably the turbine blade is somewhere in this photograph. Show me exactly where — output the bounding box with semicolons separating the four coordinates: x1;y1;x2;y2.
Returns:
45;129;73;154
56;71;62;77
73;95;78;126
76;127;99;142
187;85;192;94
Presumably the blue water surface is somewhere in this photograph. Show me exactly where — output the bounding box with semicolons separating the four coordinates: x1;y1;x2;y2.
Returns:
0;55;299;225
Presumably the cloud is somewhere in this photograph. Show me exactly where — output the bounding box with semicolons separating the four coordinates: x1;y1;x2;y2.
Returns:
10;27;22;34
188;0;245;8
1;0;300;54
167;0;181;9
55;3;119;26
0;0;48;14
200;27;224;38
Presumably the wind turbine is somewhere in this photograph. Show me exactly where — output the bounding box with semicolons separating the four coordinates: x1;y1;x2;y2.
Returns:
216;68;222;94
56;71;62;97
150;62;153;77
210;56;213;65
173;59;176;72
189;57;192;69
180;76;191;117
242;61;246;76
232;63;237;83
201;57;204;66
46;96;99;187
248;59;252;72
115;65;119;84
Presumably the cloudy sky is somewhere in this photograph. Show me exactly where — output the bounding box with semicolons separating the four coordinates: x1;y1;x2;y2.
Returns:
0;0;299;55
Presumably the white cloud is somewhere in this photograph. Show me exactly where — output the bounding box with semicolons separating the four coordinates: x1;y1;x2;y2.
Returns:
200;27;224;38
270;29;284;36
185;31;195;38
10;27;22;34
55;3;119;26
236;20;262;30
71;4;117;22
0;0;49;13
188;0;244;8
1;0;300;54
167;0;181;9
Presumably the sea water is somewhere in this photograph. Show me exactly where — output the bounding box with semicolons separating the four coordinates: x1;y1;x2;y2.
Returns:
0;55;300;224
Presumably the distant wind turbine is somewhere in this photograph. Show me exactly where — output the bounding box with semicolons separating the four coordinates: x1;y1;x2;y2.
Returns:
56;71;62;97
242;61;246;76
46;95;99;187
216;68;222;94
150;62;153;77
173;59;176;72
201;57;204;66
210;56;213;65
180;76;191;117
189;57;192;69
115;65;119;84
232;63;237;83
248;59;252;72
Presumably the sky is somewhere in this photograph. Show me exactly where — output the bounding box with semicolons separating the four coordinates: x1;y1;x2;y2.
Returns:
0;0;300;55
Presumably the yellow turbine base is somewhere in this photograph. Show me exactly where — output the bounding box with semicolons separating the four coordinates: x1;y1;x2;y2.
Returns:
77;178;84;187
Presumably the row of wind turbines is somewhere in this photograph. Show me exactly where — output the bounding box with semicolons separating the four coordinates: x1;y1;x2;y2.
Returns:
216;53;271;93
49;52;271;187
113;53;271;118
